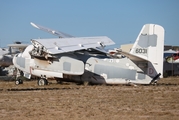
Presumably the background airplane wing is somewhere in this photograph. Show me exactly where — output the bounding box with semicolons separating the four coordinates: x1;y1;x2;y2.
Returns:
31;36;115;55
30;22;73;38
7;44;28;48
7;44;29;54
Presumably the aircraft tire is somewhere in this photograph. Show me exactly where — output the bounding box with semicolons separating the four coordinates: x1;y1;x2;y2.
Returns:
45;79;48;85
15;80;20;85
15;79;23;85
19;79;23;84
38;78;48;86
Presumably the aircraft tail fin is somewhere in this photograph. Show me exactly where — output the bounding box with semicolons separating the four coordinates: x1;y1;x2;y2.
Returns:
130;24;164;78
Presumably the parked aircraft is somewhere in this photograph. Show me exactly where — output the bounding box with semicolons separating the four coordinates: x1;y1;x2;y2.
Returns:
166;52;179;63
13;23;164;85
0;42;28;76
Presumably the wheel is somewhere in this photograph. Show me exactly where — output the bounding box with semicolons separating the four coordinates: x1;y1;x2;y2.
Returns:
15;80;20;85
38;78;48;86
19;79;23;84
15;79;23;85
153;81;158;86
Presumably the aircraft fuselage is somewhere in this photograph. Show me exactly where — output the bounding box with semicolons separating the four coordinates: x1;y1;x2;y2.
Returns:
13;50;152;85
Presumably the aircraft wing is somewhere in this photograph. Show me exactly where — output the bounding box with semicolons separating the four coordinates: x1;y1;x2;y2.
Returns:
30;22;73;38
7;44;29;53
31;36;115;55
117;50;149;62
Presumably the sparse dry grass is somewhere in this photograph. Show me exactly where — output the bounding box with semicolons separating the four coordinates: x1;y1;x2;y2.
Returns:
0;77;179;120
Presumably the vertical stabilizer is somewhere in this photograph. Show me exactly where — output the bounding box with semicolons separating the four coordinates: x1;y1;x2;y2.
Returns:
130;24;164;78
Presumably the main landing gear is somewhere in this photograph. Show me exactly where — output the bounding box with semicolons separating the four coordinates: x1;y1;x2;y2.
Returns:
37;78;48;86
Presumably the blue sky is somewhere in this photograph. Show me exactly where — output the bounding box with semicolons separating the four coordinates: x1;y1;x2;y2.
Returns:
0;0;179;48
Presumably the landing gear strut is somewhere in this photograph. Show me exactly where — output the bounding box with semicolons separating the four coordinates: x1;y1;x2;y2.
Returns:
15;69;24;85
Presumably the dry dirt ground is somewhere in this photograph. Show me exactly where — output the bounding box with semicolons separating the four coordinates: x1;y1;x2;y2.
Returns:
0;77;179;120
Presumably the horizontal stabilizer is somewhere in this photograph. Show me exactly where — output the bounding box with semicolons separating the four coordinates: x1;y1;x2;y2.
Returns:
117;49;149;62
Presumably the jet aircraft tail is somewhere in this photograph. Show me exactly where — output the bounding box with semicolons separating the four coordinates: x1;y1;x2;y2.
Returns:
130;24;164;78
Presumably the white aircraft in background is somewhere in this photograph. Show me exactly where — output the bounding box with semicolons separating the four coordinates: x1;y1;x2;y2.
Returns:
166;52;179;63
13;23;164;86
0;41;28;76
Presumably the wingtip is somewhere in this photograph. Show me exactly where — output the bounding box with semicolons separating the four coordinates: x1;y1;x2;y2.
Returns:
30;22;34;25
30;22;39;29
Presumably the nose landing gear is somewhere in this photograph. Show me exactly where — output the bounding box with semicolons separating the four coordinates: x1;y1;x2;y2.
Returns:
15;69;24;85
15;78;23;85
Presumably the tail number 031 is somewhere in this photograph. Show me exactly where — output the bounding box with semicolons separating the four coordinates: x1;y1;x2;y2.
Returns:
135;48;147;54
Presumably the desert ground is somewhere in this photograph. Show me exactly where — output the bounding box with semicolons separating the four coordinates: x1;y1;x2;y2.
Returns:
0;77;179;120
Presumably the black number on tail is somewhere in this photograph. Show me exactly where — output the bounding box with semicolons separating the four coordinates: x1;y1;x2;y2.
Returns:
135;48;147;54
